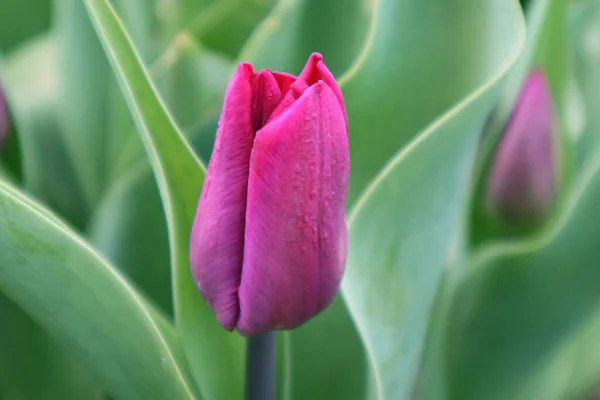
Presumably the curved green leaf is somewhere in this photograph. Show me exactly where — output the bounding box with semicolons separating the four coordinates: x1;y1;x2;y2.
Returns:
159;0;215;44
0;294;102;400
111;33;230;179
83;1;245;398
285;296;367;400
90;35;231;320
0;0;51;52
572;2;600;170
447;142;600;399
2;33;89;229
87;162;172;315
341;1;525;399
0;180;197;399
190;0;276;58
341;0;525;203
240;0;372;78
54;0;111;209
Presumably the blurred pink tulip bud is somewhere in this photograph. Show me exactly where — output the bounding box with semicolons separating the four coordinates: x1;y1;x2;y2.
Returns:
487;69;557;223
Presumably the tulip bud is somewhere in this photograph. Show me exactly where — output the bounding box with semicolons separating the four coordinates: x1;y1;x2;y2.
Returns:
190;53;349;336
486;69;557;223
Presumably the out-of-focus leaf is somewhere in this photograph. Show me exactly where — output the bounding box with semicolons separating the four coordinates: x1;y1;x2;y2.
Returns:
190;0;276;58
0;294;102;400
286;296;367;400
447;141;600;399
112;32;230;178
0;107;22;183
531;0;568;112
84;1;245;398
0;180;197;399
54;0;112;210
240;0;371;78
1;46;101;397
153;33;230;131
0;0;52;52
572;2;600;170
339;1;524;399
158;0;215;44
2;33;89;229
113;0;156;61
89;34;230;322
88;162;172;315
341;1;525;204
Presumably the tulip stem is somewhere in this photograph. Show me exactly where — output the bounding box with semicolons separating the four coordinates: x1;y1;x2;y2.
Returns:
246;331;276;400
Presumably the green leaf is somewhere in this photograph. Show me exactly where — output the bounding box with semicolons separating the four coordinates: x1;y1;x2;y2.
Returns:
159;0;215;43
112;33;230;179
285;296;367;400
87;162;172;315
190;0;276;59
83;1;245;398
572;2;600;171
446;143;600;400
152;33;231;132
112;0;157;61
1;33;90;229
89;34;231;319
0;0;52;52
0;294;103;400
341;0;524;204
240;0;372;78
0;180;197;399
0;106;22;183
54;0;112;210
340;1;525;399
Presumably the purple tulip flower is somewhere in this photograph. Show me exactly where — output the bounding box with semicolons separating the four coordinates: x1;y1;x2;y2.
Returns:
190;53;349;336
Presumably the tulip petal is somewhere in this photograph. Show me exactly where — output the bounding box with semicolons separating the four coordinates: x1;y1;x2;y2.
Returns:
238;81;349;336
267;78;309;123
300;53;346;121
250;70;284;132
190;62;255;330
273;72;297;96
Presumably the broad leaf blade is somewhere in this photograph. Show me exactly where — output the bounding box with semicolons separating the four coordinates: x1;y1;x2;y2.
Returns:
0;294;103;399
89;36;231;318
83;1;245;398
190;0;276;59
1;33;90;229
0;181;196;399
341;1;525;399
88;163;172;315
54;0;111;209
447;146;600;400
240;0;371;78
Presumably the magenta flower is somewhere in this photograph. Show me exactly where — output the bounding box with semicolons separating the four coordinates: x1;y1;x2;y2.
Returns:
190;53;349;336
486;69;557;222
